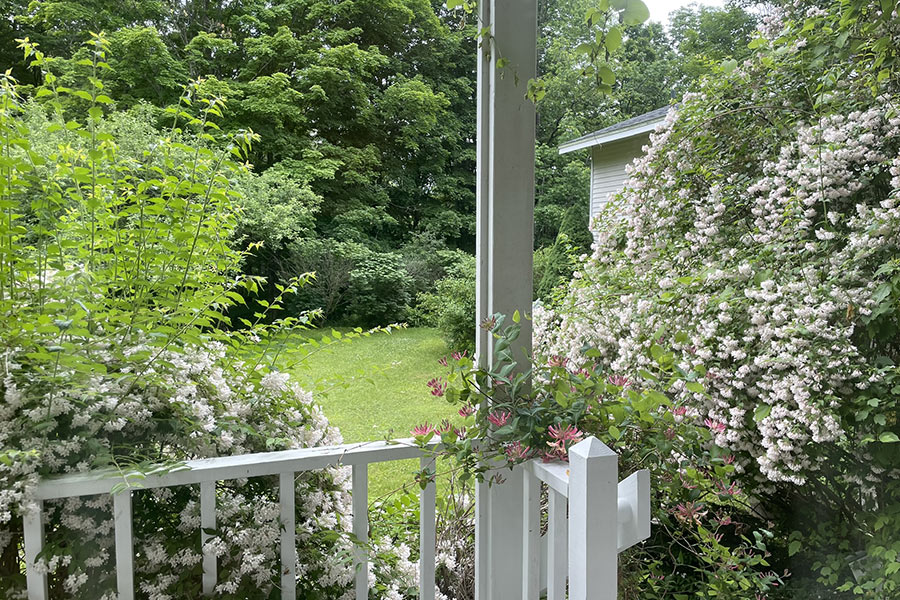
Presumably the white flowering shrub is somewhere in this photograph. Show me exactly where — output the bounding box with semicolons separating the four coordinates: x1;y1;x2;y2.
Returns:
0;38;369;599
367;483;474;600
536;2;900;596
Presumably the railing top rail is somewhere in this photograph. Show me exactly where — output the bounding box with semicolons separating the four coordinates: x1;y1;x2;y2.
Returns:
33;438;436;501
528;459;571;497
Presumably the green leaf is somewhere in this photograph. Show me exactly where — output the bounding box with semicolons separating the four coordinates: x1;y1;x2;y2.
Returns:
754;404;772;423
598;66;615;85
609;425;621;440
575;43;594;56
685;381;705;394
748;36;767;49
622;0;649;25
605;27;622;53
788;540;802;556
878;432;899;443
645;390;669;406
722;58;738;73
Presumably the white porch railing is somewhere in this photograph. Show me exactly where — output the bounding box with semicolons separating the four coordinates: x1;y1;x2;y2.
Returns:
23;436;649;600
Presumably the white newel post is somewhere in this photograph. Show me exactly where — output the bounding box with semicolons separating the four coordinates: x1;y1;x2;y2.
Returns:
474;0;537;599
568;438;619;600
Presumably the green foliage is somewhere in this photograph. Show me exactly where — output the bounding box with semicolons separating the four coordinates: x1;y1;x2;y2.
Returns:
346;250;414;327
536;205;592;300
533;143;590;248
667;3;758;85
415;254;476;353
12;0;478;256
279;238;413;326
234;159;330;249
401;236;473;300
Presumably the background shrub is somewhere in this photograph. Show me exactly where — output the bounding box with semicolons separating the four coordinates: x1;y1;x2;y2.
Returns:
535;204;593;300
415;255;476;353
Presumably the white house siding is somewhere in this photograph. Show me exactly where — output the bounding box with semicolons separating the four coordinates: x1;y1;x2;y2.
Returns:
589;134;651;227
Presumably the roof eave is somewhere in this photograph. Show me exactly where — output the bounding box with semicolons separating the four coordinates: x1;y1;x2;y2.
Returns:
558;118;663;155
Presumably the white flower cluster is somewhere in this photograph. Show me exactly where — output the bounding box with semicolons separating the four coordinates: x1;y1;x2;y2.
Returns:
536;76;900;489
0;335;364;598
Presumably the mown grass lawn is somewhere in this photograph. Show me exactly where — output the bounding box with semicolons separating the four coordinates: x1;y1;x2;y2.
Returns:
287;327;458;498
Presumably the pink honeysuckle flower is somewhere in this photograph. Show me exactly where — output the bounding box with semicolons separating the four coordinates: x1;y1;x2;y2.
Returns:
436;419;452;434
503;441;531;461
451;350;469;360
715;480;741;496
487;409;512;428
480;315;498;331
608;374;630;387
548;354;568;368
438;356;448;367
426;377;447;397
458;404;475;418
704;418;726;434
672;406;688;417
680;475;698;490
665;427;676;440
541;446;568;463
672;501;706;523
454;426;467;440
722;454;735;465
411;422;434;436
547;423;583;443
717;515;733;526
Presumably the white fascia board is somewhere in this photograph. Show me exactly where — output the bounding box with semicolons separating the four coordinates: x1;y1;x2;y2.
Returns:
558;118;662;155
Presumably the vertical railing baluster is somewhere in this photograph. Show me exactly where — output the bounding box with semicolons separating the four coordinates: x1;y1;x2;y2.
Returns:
352;464;368;600
547;487;568;600
279;473;297;600
200;480;216;595
113;490;135;600
418;456;437;600
475;463;526;600
568;438;617;600
23;501;48;600
522;469;540;600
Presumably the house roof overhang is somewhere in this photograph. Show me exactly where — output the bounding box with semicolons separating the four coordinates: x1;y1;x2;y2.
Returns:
558;105;671;155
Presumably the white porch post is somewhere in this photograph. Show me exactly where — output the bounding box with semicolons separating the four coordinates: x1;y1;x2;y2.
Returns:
474;0;537;599
475;0;537;364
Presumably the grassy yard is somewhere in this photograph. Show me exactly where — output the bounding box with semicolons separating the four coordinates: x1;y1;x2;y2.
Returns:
287;327;458;498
